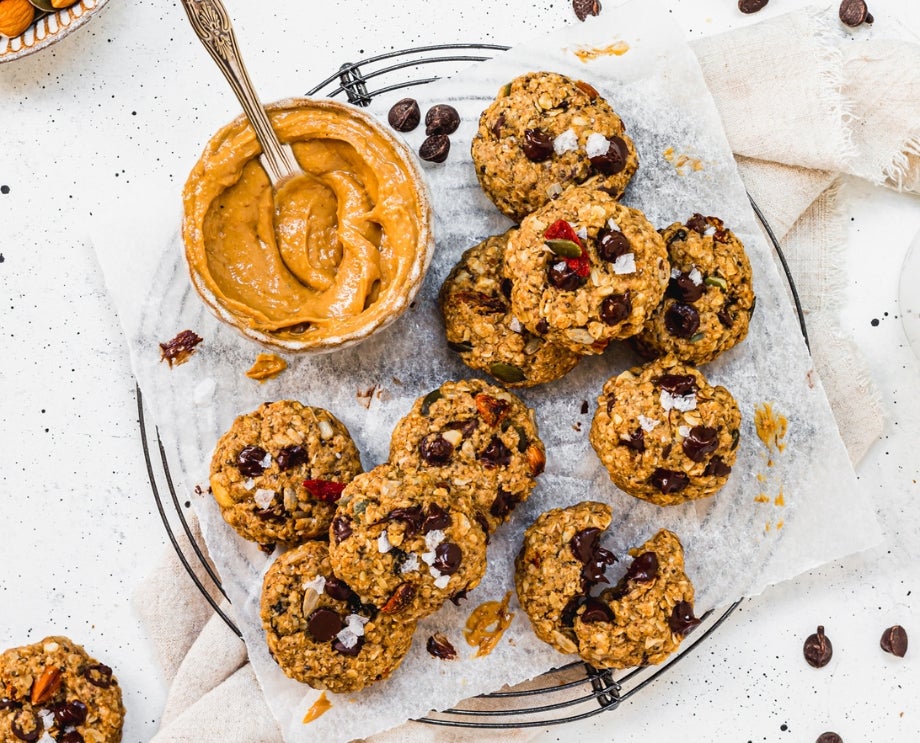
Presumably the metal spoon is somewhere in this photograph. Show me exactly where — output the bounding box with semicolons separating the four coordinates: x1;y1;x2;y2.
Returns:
180;0;303;187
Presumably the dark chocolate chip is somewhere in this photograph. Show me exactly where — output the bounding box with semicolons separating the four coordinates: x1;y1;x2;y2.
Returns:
621;427;645;452
82;663;114;689
308;608;344;642
323;576;355;602
444;418;478;440
596;229;631;262
491;112;506;139
880;625;908;657
668;600;702;635
682;425;719;462
425;104;460;135
573;0;602;21
237;445;268;477
703;455;732;477
275;445;308;471
668;272;705;303
666;228;689;245
625;551;659;583
580;400;589;415
332;515;352;542
580;597;614;624
606;394;616;414
665;303;701;338
581;546;616;588
388;98;420;132
535;318;549;334
649;468;690;494
561;595;587;626
427;633;458;659
600;293;632;325
547;260;586;291
455;289;507;314
419;134;450;163
479;436;512;467
500;278;513;298
839;0;871;27
717;306;735;328
589;135;628;175
804;625;833;668
474;512;491;541
423;503;452;533
385;506;426;536
738;0;769;13
433;542;463;575
419;433;454;465
51;699;88;728
686;213;709;234
656;374;698;396
450;588;470;606
570;528;602;564
490;488;517;519
0;697;20;710
10;710;42;742
522;128;554;162
60;732;85;743
816;733;843;743
332;635;364;657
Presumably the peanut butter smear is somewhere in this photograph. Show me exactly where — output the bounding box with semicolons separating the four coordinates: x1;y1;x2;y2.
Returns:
573;41;630;63
754;402;788;466
183;99;428;346
302;692;331;723
464;591;514;657
245;352;287;381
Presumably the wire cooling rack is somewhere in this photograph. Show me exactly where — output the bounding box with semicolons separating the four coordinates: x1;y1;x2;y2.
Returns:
140;43;809;729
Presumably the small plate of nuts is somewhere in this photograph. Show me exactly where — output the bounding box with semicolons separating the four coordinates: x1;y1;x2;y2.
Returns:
0;0;110;63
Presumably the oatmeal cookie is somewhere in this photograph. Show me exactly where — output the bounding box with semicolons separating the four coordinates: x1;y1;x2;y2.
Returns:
328;464;488;622
573;529;700;668
514;501;616;655
389;378;546;533
504;187;669;355
471;71;638;221
633;214;755;364
260;541;416;693
439;230;580;387
209;400;363;545
590;355;740;505
0;635;125;743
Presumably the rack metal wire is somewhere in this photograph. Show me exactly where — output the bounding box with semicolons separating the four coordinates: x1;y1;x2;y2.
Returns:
141;43;808;728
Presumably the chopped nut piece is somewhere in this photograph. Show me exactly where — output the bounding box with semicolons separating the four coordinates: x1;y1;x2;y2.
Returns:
159;329;203;367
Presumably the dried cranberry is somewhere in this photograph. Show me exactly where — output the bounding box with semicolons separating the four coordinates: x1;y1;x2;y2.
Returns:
324;576;356;602
655;374;697;396
595;229;631;262
426;633;458;659
649;468;690;494
51;699;88;727
332;515;352;542
668;272;705;303
303;479;345;502
600;293;631;325
580;598;614;624
668;601;701;635
589;135;628;175
423;503;452;533
686;213;709;234
682;426;719;462
490;488;517;519
418;433;454;465
275;445;308;471
548;260;586;291
703;456;732;477
82;664;114;689
237;445;268;477
333;635;365;657
479;436;512;467
433;542;462;575
621;428;645;452
522;128;554;162
625;551;659;583
308;608;344;642
665;303;700;338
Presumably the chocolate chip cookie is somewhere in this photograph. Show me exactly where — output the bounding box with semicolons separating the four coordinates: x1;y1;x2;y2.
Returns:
209;400;364;546
504;187;669;355
328;464;488;622
633;214;755;364
439;230;580;387
471;71;639;221
0;636;124;743
260;540;416;693
590;355;740;505
389;378;546;533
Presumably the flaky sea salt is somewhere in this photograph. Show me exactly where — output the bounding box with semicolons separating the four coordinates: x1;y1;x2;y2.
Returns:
377;530;392;553
585;132;609;158
433;573;451;590
243;478;256;491
612;253;636;275
425;529;445;551
421;551;436;566
509;316;523;334
259;452;272;469
660;391;697;412
399;553;420;574
678;425;691;438
671;267;682;279
193;377;216;406
303;575;326;594
688;267;703;285
607;216;622;232
576;226;588;241
638;415;661;432
553;128;578;154
253;489;275;509
335;628;359;649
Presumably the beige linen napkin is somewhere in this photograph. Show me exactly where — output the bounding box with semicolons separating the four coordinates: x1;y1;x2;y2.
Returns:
137;7;919;741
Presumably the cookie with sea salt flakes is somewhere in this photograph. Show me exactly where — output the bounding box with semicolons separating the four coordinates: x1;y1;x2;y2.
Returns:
589;355;740;505
328;464;488;622
439;229;580;387
261;540;416;693
471;71;639;221
633;214;755;364
0;635;124;743
209;400;363;546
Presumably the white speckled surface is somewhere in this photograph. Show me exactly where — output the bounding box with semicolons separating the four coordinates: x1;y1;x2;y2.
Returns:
1;1;919;742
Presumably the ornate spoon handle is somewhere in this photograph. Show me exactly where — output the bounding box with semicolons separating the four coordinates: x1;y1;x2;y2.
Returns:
180;0;302;186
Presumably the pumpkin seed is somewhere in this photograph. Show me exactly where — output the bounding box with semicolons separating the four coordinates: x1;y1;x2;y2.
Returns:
490;362;526;384
545;238;583;258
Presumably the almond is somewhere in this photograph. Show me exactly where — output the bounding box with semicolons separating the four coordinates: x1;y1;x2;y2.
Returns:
380;582;415;614
525;443;546;476
0;0;35;37
30;666;63;705
474;393;510;427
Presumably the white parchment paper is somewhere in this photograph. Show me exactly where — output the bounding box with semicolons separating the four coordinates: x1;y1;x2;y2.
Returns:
91;2;883;740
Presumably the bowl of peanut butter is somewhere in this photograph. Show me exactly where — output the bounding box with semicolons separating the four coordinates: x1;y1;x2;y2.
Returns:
182;97;434;353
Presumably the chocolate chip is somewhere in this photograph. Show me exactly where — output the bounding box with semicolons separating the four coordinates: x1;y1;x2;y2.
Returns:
703;455;732;477
717;306;735;328
388;98;420;132
450;588;469;606
419;134;450;163
573;0;602;22
668;272;705;303
804;625;833;668
649;468;690;494
738;0;768;12
665;303;700;338
51;700;88;728
816;733;843;743
479;436;512;467
237;445;268;477
596;227;631;264
254;505;284;522
600;293;632;326
490;488;517;519
682;426;719;462
332;515;352;542
82;663;114;689
547;260;586;291
605;394;616;414
275;445;308;471
880;625;908;657
474;512;491;541
61;732;85;743
522;128;555;162
419;433;454;465
333;635;365;657
425;104;460;135
323;576;355;602
668;601;702;635
427;632;458;659
621;427;645;452
308;607;344;642
384;505;426;536
686;213;709;234
589;135;628;175
580;400;589;415
839;0;871;27
561;595;587;626
570;528;603;564
0;697;20;710
500;278;513;298
10;709;42;742
580;597;614;623
491;112;506;139
666;228;688;245
625;551;659;583
433;542;462;575
423;503;452;533
535;318;549;334
656;374;698;396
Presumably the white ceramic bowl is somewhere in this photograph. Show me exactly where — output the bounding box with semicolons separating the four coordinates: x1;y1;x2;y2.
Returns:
0;0;110;63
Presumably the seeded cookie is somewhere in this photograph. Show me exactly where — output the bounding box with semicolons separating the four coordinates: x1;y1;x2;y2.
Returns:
573;529;700;668
260;540;416;693
439;230;580;387
389;378;546;533
633;214;755;364
504;187;669;355
514;501;617;655
328;464;488;622
471;71;638;221
0;636;124;743
209;400;363;546
590;355;740;505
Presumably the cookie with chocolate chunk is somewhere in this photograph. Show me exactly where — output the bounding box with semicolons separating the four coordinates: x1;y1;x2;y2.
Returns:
590;355;740;505
633;214;755;364
260;540;416;693
0;635;124;743
440;230;580;387
471;71;638;221
209;400;363;545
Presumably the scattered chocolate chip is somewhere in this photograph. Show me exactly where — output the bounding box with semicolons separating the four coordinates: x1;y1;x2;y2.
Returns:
425;104;460;135
332;515;353;542
804;625;833;668
333;636;365;657
686;213;709;234
580;400;589;415
387;98;421;132
816;733;843;743
236;445;268;477
308;608;344;642
649;468;690;494
656;374;697;396
668;601;702;635
60;732;85;743
384;506;426;536
682;426;719;462
605;394;616;413
419;134;450;163
82;663;114;689
423;503;452;533
427;632;458;659
10;709;42;742
323;576;355;602
665;303;701;338
839;0;871;26
547;260;586;291
703;455;732;477
600;293;632;326
491;112;506;139
589;135;628;175
433;542;463;575
738;0;768;13
479;436;512;467
275;445;308;471
159;329;203;367
621;428;645;452
522;127;555;162
880;625;908;657
419;433;454;465
668;272;705;303
580;597;614;623
594;229;630;262
490;488;517;519
381;582;416;614
573;0;602;22
625;551;659;583
717;306;735;328
450;589;469;606
51;700;88;728
255;504;284;522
